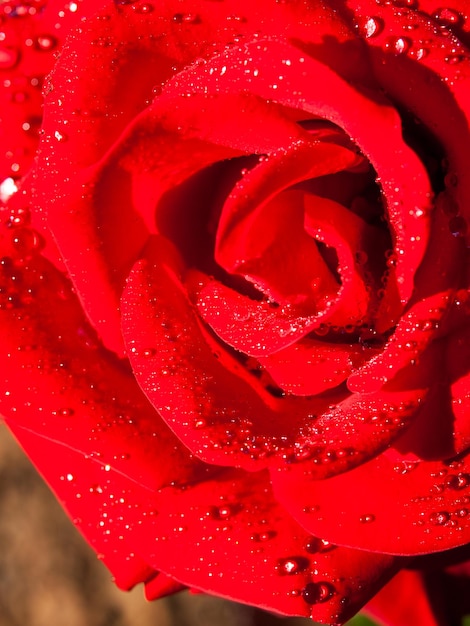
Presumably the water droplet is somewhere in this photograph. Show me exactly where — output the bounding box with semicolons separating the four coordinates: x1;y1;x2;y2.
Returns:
413;47;429;60
361;16;384;38
34;34;58;52
250;530;276;542
142;347;156;357
172;12;201;24
0;45;20;69
277;556;309;575
0;178;18;203
134;2;153;12
449;215;467;237
359;514;376;523
210;504;235;520
429;510;451;525
11;227;43;255
54;130;68;142
302;581;335;604
355;250;368;265
10;90;29;104
445;473;470;490
385;36;412;54
305;537;335;553
445;54;465;64
433;7;464;26
392;0;419;7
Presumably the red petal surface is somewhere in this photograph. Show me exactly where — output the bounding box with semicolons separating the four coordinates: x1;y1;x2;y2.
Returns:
0;211;210;494
259;338;378;397
346;0;470;247
123;236;427;478
0;0;104;181
272;449;470;555
4;424;402;623
165;38;433;308
364;570;441;626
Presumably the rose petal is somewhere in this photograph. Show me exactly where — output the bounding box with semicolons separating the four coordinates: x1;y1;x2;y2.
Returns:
347;0;470;249
3;422;403;622
0;0;103;181
166;38;433;309
0;214;209;493
122;235;427;478
272;450;470;555
364;570;440;626
258;338;379;397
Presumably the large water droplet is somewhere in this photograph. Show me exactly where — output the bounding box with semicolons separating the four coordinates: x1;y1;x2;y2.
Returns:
305;537;335;554
360;16;384;38
302;581;336;604
429;510;451;525
0;45;20;69
385;36;411;54
445;473;470;490
277;556;309;575
433;7;464;26
34;34;58;52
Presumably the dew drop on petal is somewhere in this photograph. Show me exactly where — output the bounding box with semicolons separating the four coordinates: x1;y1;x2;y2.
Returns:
429;510;451;525
305;537;335;553
134;3;154;12
172;12;201;24
359;513;376;524
250;530;276;542
445;473;470;490
449;215;467;237
54;130;68;142
445;54;465;64
385;36;411;54
360;16;384;38
0;46;20;69
433;7;464;26
355;250;368;265
277;556;309;575
413;47;429;60
0;178;18;203
34;34;58;52
210;504;235;520
392;0;419;8
302;581;336;604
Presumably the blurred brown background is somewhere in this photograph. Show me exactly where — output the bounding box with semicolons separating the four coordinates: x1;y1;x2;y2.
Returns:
0;424;314;626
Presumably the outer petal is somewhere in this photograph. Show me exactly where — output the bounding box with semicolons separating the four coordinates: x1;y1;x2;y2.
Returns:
346;0;470;250
0;207;210;494
0;0;105;181
4;423;402;623
364;570;441;626
272;449;470;555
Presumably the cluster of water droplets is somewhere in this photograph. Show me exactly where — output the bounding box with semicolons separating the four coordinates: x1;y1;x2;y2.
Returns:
358;2;469;66
413;463;470;533
0;204;44;310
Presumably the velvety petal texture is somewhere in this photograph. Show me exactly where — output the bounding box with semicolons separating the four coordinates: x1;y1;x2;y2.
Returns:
1;0;470;625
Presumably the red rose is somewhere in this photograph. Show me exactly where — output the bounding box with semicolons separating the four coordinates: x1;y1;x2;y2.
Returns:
1;0;470;624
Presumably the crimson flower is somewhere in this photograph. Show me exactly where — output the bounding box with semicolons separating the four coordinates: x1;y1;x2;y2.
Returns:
1;1;470;624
